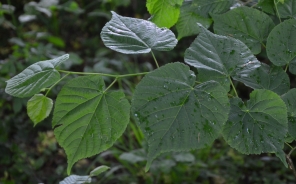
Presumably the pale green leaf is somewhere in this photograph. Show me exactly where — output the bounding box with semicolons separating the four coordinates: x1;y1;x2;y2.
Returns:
235;63;289;95
213;6;275;54
184;24;261;91
53;75;130;174
223;90;287;155
100;11;177;54
193;0;235;18
176;0;212;40
146;0;184;28
5;54;69;98
131;62;230;171
281;89;296;139
277;0;296;18
90;165;110;177
27;94;53;126
59;175;91;184
266;19;296;74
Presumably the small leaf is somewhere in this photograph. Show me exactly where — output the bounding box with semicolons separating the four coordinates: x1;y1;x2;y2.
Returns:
146;0;184;28
236;63;289;95
100;11;177;54
132;62;230;171
281;89;296;139
176;0;212;39
59;175;91;184
27;94;53;126
222;90;287;155
213;6;275;54
277;0;296;18
193;0;235;18
90;165;110;177
5;54;69;98
184;24;261;91
53;75;130;174
266;19;296;74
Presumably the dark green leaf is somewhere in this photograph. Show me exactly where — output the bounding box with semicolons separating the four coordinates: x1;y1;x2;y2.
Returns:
53;75;130;174
281;89;296;139
132;62;230;171
184;24;261;91
146;0;184;28
5;54;69;98
266;19;296;74
223;90;287;155
257;0;276;15
100;11;177;54
193;0;235;18
277;0;296;18
213;6;275;54
27;94;53;126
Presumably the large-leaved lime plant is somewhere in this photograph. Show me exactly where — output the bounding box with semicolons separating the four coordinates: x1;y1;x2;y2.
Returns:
5;0;296;178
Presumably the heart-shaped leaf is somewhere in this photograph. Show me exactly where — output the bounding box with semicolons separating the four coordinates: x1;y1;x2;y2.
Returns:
193;0;235;18
281;89;296;139
146;0;184;28
266;19;296;74
235;63;289;95
27;94;53;126
100;11;177;54
5;54;69;98
132;62;230;171
184;24;261;91
222;90;287;155
53;75;130;174
213;6;275;54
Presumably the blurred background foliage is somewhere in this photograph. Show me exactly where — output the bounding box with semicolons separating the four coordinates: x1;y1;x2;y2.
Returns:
0;0;296;183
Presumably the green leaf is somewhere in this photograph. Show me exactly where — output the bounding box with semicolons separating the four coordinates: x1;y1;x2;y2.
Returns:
184;24;261;91
131;62;230;171
222;90;287;155
257;0;276;15
235;63;290;95
266;19;296;74
100;11;177;54
176;0;212;40
213;6;275;54
146;0;184;28
193;0;235;18
52;75;130;174
277;0;296;18
27;94;53;126
60;175;91;184
90;165;110;177
281;89;296;139
5;54;69;98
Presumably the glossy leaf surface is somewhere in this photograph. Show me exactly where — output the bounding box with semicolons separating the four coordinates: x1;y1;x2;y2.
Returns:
59;175;91;184
5;54;69;98
101;11;177;54
281;89;296;139
184;25;261;91
213;6;275;54
53;75;130;174
223;90;287;155
132;62;230;171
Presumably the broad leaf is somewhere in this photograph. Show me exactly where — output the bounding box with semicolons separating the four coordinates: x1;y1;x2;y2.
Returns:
193;0;235;18
132;62;230;171
53;75;130;174
277;0;296;18
5;54;69;98
235;63;289;95
146;0;184;28
213;6;275;54
27;94;53;126
222;90;287;155
100;11;177;54
266;19;296;74
90;165;110;177
176;0;212;40
59;175;91;184
257;0;276;15
281;89;296;139
184;24;261;91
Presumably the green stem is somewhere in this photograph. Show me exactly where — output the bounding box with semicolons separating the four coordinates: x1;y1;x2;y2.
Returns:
45;73;70;96
151;51;159;68
285;64;289;72
286;142;293;149
104;78;118;93
229;77;238;97
57;70;149;78
274;0;282;23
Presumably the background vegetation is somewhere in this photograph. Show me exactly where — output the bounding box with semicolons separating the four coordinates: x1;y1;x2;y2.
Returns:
1;0;296;183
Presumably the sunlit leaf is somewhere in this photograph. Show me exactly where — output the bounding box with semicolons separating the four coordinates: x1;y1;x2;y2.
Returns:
59;175;91;184
281;89;296;139
5;54;69;98
53;75;130;174
132;62;230;171
213;6;275;54
223;90;287;155
27;94;53;126
184;24;260;91
100;11;177;54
